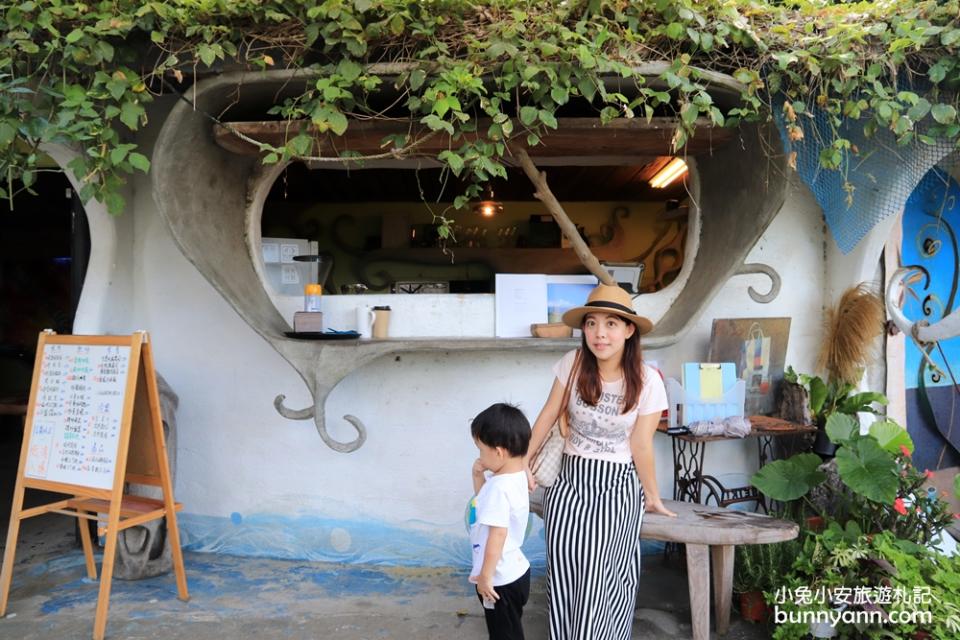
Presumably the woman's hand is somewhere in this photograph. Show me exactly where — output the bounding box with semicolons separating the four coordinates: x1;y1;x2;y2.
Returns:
646;498;677;518
524;462;537;492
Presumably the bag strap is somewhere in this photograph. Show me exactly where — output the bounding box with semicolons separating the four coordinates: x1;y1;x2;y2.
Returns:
557;348;581;438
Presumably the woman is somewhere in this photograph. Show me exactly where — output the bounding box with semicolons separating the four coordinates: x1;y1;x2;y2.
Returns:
527;284;676;639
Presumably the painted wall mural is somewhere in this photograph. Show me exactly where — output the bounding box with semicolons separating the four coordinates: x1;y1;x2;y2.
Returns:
901;167;960;472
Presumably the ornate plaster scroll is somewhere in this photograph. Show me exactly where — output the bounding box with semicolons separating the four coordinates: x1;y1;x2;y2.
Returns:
735;263;782;304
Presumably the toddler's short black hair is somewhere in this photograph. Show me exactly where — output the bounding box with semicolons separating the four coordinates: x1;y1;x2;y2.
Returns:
470;403;531;457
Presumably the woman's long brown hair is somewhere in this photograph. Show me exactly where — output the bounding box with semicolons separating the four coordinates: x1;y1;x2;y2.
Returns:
576;316;644;413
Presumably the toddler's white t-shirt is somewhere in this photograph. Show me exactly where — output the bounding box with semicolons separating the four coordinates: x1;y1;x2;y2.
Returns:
469;470;530;586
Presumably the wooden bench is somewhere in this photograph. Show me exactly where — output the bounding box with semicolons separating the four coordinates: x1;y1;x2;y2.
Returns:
530;492;798;640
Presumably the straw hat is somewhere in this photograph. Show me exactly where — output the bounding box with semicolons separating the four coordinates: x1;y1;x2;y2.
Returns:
561;284;654;335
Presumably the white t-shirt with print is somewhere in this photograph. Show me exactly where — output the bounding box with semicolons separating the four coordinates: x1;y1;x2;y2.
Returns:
553;349;668;464
469;471;530;586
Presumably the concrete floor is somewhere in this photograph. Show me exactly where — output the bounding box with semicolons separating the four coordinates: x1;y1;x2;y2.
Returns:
1;513;773;639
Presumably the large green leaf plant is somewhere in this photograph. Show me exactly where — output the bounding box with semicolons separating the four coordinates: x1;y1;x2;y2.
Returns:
752;413;954;544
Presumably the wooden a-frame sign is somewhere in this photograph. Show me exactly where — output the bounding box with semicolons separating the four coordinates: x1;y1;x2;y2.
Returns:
0;331;188;639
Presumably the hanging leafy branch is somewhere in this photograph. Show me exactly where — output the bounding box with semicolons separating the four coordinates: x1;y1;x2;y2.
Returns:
1;0;959;215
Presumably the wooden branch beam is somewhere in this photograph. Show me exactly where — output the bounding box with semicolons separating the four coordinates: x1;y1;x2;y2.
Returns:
213;117;730;159
513;147;616;287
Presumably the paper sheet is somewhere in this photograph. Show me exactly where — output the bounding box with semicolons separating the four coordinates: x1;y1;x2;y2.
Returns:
495;274;547;337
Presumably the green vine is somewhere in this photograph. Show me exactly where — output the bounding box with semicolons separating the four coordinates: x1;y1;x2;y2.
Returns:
2;0;960;216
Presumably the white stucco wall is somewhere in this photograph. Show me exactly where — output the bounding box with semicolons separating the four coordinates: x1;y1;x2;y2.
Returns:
75;102;830;565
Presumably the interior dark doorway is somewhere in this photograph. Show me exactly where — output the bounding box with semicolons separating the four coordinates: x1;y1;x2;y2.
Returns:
0;170;90;543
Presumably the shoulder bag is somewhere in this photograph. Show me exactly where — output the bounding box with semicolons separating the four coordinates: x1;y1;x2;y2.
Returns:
530;349;581;487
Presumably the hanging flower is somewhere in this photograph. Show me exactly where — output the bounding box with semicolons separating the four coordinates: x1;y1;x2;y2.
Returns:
924;469;934;479
899;444;912;458
894;497;908;515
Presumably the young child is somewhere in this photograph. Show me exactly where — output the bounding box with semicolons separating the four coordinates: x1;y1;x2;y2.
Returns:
468;403;532;640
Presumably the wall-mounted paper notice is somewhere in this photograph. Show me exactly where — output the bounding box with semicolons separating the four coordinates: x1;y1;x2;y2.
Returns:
281;264;300;284
280;243;299;263
262;242;280;264
495;274;548;337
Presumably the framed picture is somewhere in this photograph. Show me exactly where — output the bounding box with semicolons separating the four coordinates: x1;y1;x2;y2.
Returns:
546;275;598;324
708;317;792;416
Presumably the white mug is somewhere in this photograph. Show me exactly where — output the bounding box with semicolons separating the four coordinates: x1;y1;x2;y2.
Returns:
355;305;375;338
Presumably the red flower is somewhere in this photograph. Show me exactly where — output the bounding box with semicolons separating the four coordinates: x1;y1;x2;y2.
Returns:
899;445;912;458
924;469;934;479
894;497;908;516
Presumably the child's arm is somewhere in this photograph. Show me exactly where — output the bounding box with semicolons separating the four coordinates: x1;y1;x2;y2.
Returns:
472;458;486;494
475;526;507;603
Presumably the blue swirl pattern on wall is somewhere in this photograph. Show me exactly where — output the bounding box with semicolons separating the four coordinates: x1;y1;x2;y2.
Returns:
901;166;960;471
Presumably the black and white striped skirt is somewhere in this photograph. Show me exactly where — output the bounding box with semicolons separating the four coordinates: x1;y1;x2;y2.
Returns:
542;453;645;640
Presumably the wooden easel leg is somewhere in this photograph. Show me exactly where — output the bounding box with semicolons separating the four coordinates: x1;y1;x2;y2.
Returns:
141;342;189;602
92;508;121;640
165;511;189;601
0;483;26;616
76;508;98;581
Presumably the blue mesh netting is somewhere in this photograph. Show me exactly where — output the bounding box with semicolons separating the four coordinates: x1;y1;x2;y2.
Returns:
774;99;958;253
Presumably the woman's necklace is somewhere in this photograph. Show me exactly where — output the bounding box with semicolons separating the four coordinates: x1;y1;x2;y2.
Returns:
599;368;622;383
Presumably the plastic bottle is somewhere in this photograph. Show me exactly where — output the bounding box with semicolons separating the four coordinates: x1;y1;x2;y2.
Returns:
304;284;323;312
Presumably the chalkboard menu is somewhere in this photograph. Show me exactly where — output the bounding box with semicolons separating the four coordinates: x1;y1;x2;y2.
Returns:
23;343;131;490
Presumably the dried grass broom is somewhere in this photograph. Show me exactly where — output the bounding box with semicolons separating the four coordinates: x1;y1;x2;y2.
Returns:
817;283;886;385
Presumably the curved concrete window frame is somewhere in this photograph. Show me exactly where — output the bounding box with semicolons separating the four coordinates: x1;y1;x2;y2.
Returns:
152;70;790;452
40;143;121;335
246;159;702;334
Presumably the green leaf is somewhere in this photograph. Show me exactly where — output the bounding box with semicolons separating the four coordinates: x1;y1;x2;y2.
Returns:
868;419;914;455
908;98;931;121
128;152;150;172
119;101;143;130
337;59;362;82
519;106;537;126
438;150;464;174
577;76;596;103
954;473;960;500
751;454;826;502
65;28;84;43
327;110;348;136
550;86;569;106
420;114;453;135
835;438;899;504
680;103;698;126
665;23;685;40
808;377;828;414
109;143;135;164
837;391;888;414
825;412;857;444
0;121;16;147
197;44;216;67
104;191;125;215
932;104;957;125
538;109;557;129
409;69;426;91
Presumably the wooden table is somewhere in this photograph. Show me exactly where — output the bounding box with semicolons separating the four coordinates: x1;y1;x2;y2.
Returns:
665;415;817;509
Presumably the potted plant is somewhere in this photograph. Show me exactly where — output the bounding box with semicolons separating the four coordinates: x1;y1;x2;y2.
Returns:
734;539;799;623
783;367;888;458
752;414;954;542
783;283;887;458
